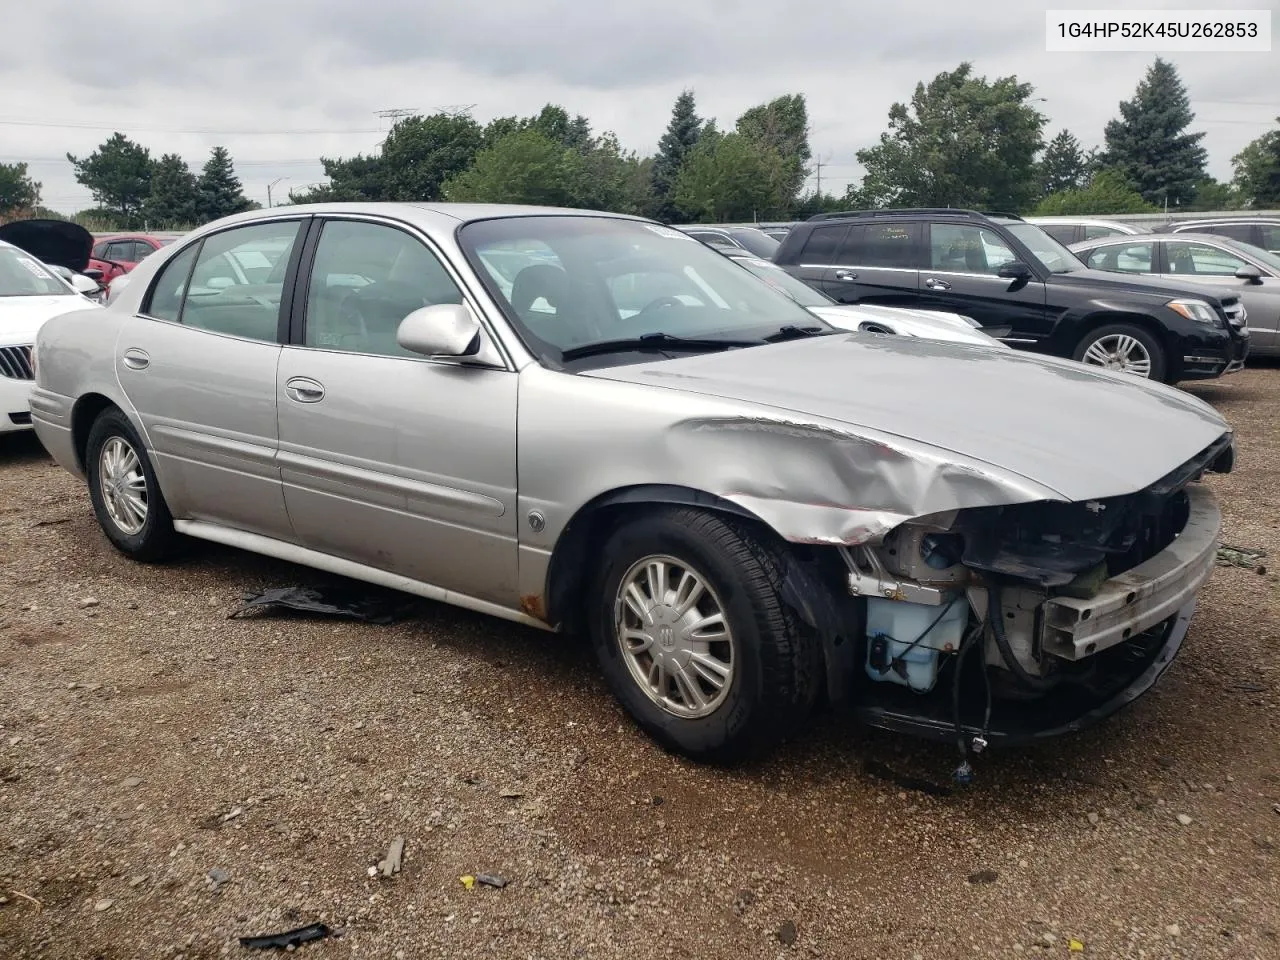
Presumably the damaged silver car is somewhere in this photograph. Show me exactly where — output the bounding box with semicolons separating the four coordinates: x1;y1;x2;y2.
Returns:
29;204;1233;761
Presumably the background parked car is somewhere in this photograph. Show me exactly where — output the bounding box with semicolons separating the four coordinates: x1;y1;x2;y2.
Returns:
773;208;1250;382
0;218;109;302
89;233;184;285
678;225;780;258
1024;217;1152;245
714;247;1006;348
1154;218;1280;255
1070;232;1280;356
0;239;101;435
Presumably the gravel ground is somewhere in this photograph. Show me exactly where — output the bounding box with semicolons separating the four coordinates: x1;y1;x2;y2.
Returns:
2;368;1278;960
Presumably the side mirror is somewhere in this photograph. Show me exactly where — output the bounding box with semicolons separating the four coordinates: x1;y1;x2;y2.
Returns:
397;303;482;358
49;265;75;281
996;261;1033;281
71;274;101;295
1235;264;1263;284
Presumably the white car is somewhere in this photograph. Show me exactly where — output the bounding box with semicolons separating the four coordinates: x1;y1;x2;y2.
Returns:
721;251;1007;348
1;240;101;434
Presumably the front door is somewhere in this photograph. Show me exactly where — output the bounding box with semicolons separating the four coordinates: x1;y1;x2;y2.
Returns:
275;217;519;606
916;222;1048;342
115;218;305;540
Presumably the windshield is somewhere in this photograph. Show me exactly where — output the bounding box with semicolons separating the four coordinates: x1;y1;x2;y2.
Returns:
460;216;829;364
731;256;832;307
1231;240;1280;274
0;246;72;297
1004;222;1087;274
729;228;781;258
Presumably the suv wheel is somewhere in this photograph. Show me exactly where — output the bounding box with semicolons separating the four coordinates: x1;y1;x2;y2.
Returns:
85;408;178;561
1073;323;1166;381
587;508;820;760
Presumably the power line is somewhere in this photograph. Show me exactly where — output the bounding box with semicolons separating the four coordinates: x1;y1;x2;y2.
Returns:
0;116;380;135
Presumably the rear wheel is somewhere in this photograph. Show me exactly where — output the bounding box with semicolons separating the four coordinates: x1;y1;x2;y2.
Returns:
85;408;178;562
1072;323;1166;381
587;508;820;761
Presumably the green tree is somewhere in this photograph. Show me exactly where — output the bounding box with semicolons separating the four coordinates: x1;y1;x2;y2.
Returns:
442;129;582;206
1034;170;1156;215
289;154;385;203
1098;58;1208;208
67;133;154;225
735;94;811;205
1231;120;1280;208
1039;130;1088;196
853;63;1046;211
196;146;253;223
651;90;705;223
575;132;653;214
380;112;484;200
1185;178;1242;212
673;133;789;222
144;153;199;226
0;161;41;217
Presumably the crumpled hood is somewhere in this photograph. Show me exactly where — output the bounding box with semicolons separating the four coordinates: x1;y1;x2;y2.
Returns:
585;333;1229;503
0;296;98;346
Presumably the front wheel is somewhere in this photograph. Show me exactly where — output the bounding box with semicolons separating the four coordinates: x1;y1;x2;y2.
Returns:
85;408;178;562
587;508;820;761
1072;323;1166;381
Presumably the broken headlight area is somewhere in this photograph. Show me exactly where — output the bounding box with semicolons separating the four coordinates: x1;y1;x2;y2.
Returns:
790;438;1227;746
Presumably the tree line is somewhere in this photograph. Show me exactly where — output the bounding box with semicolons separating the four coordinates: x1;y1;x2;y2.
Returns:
2;57;1278;229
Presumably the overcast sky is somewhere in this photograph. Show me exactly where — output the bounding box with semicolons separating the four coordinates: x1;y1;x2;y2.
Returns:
4;0;1277;213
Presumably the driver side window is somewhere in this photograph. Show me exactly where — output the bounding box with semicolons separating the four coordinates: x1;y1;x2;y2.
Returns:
303;220;464;358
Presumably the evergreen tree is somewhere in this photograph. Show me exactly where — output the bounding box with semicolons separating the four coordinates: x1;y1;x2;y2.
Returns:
196;146;252;223
651;90;705;223
66;133;153;225
1039;130;1088;196
735;94;812;205
144;153;199;226
1099;58;1208;208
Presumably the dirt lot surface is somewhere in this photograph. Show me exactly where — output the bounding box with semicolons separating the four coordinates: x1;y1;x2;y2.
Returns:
2;369;1279;960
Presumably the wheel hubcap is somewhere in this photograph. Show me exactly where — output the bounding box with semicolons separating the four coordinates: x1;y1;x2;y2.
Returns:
1081;334;1153;378
99;436;148;535
614;555;735;719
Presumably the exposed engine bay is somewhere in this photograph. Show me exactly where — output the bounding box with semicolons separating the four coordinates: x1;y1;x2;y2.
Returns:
801;434;1233;767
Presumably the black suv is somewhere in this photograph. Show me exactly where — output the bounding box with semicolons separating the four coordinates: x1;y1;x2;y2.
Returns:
773;209;1250;383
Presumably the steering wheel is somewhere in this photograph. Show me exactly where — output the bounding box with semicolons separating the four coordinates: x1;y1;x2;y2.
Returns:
634;295;685;317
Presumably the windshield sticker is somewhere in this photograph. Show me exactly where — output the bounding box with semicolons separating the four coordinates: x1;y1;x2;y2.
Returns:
15;256;52;278
643;224;696;241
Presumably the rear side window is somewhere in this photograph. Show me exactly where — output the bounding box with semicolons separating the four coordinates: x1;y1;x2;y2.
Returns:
1196;224;1255;244
1041;224;1078;243
840;222;920;269
146;244;199;322
1258;225;1280;253
797;225;848;265
1082;225;1122;240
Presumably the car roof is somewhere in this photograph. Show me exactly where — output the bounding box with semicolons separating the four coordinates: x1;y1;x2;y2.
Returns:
1170;217;1280;227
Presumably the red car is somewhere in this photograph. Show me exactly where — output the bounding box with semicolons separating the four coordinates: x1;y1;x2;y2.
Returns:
89;233;183;284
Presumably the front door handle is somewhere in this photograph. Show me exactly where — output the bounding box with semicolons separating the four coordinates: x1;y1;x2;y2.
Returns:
924;277;952;291
121;348;150;370
285;377;325;403
833;269;859;281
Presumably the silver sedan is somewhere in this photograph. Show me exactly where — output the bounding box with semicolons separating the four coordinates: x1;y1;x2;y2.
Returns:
31;204;1234;760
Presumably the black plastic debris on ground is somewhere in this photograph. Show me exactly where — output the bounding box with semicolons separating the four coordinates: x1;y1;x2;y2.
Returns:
228;585;415;625
239;922;331;950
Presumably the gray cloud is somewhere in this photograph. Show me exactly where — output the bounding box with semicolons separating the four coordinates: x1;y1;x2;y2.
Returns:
3;0;1276;211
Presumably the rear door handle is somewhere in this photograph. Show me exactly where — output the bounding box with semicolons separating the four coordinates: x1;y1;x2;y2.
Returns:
833;269;859;281
285;377;325;403
924;277;952;291
121;348;150;370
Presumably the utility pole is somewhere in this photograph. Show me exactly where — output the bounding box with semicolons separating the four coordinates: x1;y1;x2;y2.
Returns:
267;178;287;208
814;158;824;199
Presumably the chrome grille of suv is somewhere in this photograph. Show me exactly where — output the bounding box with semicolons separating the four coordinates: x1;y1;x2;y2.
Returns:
0;345;34;380
1223;299;1247;329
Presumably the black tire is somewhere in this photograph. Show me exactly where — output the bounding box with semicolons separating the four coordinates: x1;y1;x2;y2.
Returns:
85;407;178;562
587;507;820;761
1072;323;1167;382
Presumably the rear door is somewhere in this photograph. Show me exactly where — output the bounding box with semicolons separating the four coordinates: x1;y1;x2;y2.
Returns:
116;218;306;539
916;222;1048;340
819;221;922;308
782;223;848;293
